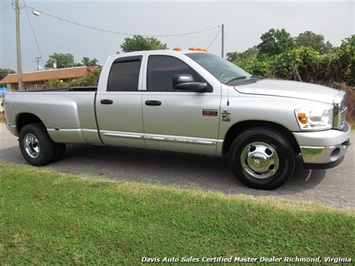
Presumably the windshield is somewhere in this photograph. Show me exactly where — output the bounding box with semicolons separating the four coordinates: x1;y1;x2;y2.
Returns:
186;52;251;84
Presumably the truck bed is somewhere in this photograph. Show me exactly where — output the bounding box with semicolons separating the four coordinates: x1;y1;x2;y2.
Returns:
4;88;101;145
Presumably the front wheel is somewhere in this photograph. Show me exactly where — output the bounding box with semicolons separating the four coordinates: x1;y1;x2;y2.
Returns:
229;127;296;190
19;123;55;166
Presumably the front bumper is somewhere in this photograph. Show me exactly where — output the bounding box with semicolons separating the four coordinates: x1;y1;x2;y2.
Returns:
293;122;351;169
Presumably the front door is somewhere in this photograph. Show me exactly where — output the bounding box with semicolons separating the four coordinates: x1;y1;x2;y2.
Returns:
142;55;221;156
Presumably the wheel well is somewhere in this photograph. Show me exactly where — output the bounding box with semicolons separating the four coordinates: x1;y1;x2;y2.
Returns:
16;113;44;133
222;121;300;155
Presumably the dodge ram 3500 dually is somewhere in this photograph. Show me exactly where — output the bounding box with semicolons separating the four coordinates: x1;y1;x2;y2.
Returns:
3;49;351;189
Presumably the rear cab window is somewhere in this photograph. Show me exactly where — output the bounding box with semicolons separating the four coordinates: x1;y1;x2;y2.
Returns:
107;56;142;91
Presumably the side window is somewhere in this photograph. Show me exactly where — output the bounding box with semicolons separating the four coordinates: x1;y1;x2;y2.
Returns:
147;55;209;91
107;59;141;91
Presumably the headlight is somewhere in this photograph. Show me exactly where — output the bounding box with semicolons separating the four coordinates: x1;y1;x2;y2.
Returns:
295;105;333;131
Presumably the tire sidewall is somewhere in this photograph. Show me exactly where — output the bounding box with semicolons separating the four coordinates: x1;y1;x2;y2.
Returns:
230;128;295;190
19;124;55;166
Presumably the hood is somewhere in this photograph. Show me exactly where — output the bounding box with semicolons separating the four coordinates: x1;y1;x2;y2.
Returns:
234;79;338;104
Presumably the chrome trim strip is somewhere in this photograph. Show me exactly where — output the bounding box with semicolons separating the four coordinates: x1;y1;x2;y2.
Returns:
47;128;82;132
47;128;98;133
82;129;98;133
144;134;218;145
102;131;143;139
47;128;219;145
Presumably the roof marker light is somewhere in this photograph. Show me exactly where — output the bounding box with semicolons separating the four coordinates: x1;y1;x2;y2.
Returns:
188;47;208;52
173;47;208;52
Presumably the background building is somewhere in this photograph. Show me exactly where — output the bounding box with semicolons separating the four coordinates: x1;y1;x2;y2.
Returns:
0;66;94;91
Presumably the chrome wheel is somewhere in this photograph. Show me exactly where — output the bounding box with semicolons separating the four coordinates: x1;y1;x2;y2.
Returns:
19;124;55;166
24;133;40;159
240;141;279;180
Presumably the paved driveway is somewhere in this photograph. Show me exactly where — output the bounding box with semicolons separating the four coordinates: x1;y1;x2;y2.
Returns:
1;123;354;209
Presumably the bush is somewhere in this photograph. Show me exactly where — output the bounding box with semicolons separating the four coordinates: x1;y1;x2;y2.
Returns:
272;46;321;82
43;66;102;89
231;35;355;124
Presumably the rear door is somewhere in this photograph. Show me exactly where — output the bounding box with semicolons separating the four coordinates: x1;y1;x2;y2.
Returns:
96;56;145;148
142;54;221;156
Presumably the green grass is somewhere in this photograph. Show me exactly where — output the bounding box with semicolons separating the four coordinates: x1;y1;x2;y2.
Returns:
0;113;5;123
1;161;354;265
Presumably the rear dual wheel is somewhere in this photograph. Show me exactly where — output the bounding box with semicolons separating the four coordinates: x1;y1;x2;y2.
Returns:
19;123;66;166
229;127;296;190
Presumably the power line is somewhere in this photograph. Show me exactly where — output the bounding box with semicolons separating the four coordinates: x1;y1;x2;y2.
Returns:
24;5;219;38
207;26;222;49
23;0;43;70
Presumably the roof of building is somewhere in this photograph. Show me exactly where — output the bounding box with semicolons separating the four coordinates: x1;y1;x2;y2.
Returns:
0;66;93;84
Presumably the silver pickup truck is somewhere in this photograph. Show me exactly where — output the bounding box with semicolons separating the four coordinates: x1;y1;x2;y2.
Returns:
3;49;351;189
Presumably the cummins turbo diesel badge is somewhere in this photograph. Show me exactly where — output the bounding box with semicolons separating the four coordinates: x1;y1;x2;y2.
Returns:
222;108;231;122
202;108;218;117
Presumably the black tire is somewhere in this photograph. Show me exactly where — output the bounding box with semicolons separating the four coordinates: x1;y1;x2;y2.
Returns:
229;127;296;190
19;123;55;166
53;143;66;162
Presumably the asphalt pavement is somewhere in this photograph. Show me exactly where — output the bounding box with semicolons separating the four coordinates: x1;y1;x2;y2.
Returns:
1;123;354;209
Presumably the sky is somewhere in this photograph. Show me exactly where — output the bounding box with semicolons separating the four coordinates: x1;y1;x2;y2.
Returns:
1;0;354;72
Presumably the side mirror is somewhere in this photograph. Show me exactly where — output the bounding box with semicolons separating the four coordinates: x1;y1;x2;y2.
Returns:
173;74;207;92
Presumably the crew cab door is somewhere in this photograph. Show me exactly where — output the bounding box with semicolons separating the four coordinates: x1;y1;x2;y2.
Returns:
142;55;221;156
96;56;145;148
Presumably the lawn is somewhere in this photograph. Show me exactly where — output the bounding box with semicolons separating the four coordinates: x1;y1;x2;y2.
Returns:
0;113;5;123
1;161;354;265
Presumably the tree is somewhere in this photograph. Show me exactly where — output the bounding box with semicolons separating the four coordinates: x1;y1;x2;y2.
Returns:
227;46;259;62
80;57;98;66
0;68;16;80
257;28;295;57
120;35;168;52
295;31;333;54
45;53;75;69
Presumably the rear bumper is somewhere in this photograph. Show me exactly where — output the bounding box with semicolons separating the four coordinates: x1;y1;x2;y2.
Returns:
293;123;351;169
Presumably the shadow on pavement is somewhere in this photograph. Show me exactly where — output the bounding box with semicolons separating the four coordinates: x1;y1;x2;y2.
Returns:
0;143;327;197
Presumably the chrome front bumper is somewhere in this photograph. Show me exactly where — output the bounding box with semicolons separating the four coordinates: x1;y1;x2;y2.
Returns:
293;122;351;169
300;139;350;168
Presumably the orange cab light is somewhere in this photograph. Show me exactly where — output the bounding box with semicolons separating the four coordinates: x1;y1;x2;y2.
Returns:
173;47;183;51
188;47;208;52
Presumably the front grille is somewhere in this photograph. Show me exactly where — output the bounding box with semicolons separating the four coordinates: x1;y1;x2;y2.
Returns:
333;90;347;130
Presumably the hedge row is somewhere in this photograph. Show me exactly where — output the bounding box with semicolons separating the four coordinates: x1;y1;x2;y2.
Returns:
232;35;355;124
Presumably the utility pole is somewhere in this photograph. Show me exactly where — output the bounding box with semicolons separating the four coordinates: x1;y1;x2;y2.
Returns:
34;57;42;71
15;0;23;91
221;24;225;58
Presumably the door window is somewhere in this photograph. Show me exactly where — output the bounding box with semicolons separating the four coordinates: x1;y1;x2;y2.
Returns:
107;60;141;91
147;55;210;92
